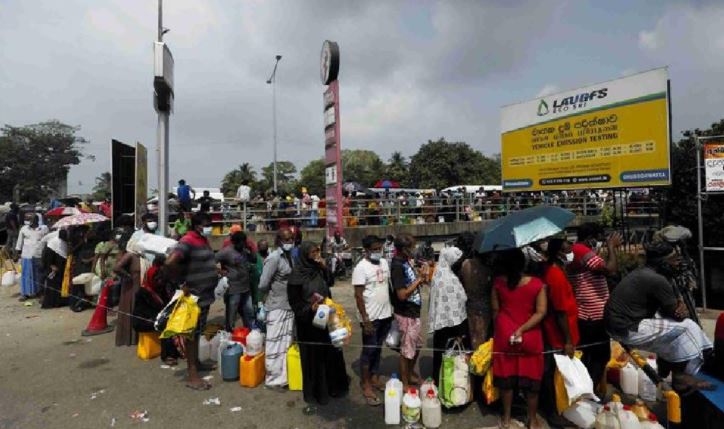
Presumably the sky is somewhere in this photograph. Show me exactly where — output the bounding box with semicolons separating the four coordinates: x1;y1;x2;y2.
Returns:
2;0;724;194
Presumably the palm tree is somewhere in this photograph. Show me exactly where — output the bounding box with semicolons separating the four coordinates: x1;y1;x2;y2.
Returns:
385;151;408;184
221;163;257;197
92;171;111;199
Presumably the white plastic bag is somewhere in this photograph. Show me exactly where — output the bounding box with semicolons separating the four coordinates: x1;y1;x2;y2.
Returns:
214;277;229;301
553;354;600;404
72;272;95;285
84;275;102;296
562;399;601;429
2;270;16;287
385;319;401;348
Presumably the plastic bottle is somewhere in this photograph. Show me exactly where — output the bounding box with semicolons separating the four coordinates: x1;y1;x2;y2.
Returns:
401;387;422;423
385;374;403;425
420;377;438;397
217;336;240;375
221;342;243;381
421;388;442;428
607;393;624;416
638;356;657;401
209;331;224;362
199;336;211;362
245;328;265;357
621;363;639;395
630;400;652;422
595;406;621;429
640;414;665;429
618;405;642;429
563;400;600;429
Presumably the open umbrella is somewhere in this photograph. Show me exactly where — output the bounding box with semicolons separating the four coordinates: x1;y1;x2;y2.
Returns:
374;179;400;189
474;206;575;253
52;213;108;229
46;206;86;217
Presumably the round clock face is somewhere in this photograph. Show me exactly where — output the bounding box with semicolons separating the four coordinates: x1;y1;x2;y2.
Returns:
320;40;339;85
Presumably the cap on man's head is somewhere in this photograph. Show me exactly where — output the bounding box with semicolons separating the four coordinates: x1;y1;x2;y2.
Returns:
229;224;242;234
645;241;676;264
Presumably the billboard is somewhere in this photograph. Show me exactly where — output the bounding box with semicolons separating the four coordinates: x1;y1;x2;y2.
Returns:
501;68;670;191
111;140;136;227
704;140;724;192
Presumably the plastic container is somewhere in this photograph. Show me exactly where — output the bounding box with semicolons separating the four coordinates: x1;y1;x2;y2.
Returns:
563;400;602;429
385;374;403;425
607;393;624;415
232;327;250;345
420;377;438;397
312;304;331;329
221;342;243;381
630;400;652;422
218;337;240;375
137;332;161;360
401;388;422;423
329;327;348;348
595;406;621;429
199;336;212;362
245;329;264;356
287;343;303;391
638;356;657;402
619;406;642;429
639;414;665;429
421;388;442;428
621;363;639;395
240;352;265;387
209;331;226;362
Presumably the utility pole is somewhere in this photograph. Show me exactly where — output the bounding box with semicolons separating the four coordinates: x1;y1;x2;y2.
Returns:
267;55;282;193
154;0;173;235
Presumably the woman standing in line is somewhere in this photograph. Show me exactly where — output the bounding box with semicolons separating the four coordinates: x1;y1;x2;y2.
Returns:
113;241;142;346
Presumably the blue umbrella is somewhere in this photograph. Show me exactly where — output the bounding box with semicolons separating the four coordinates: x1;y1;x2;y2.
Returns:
474;206;575;253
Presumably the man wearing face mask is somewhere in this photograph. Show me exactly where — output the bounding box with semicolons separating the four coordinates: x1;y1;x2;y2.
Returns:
216;231;255;331
605;242;714;393
258;229;296;388
567;222;621;394
352;235;393;406
166;213;217;391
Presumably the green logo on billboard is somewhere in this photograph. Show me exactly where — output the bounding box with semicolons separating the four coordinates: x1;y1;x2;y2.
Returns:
537;99;549;116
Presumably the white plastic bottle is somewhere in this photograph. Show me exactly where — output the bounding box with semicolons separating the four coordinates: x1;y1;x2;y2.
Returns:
245;329;264;356
640;414;665;429
621;363;639;396
638;355;657;401
385;374;403;425
618;406;642;429
595;406;621;429
401;387;422;423
420;377;438;397
421;388;442;428
198;336;211;362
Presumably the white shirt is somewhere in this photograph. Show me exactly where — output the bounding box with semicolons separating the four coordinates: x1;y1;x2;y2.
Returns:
351;258;393;322
311;195;320;210
236;185;251;202
16;225;49;259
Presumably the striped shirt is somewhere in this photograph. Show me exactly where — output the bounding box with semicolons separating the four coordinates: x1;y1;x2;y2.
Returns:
567;243;609;321
173;231;217;307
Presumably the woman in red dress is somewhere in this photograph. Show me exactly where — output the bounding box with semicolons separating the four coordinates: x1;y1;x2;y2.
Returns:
492;248;548;429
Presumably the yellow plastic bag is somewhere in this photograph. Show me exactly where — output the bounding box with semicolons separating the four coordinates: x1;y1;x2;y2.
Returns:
554;351;583;414
483;367;499;404
324;297;352;343
161;293;200;339
469;339;493;376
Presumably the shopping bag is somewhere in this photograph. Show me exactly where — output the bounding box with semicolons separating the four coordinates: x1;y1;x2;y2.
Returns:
155;289;182;332
439;338;472;408
214;276;229;301
483;367;499;404
469;339;493;376
385;318;401;348
160;291;200;339
553;351;598;412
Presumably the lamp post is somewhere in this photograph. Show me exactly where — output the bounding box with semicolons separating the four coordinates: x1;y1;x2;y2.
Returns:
266;55;282;194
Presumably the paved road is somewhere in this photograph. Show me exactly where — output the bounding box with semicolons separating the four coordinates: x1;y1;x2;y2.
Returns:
0;280;501;429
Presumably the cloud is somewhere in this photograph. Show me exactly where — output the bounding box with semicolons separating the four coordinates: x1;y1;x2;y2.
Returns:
638;30;658;50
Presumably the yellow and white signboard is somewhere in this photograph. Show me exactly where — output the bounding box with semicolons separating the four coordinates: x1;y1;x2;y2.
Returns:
704;141;724;192
501;68;670;191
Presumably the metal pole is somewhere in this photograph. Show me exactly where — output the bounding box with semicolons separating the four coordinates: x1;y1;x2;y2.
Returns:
157;0;163;41
272;75;278;193
695;136;708;311
156;0;169;236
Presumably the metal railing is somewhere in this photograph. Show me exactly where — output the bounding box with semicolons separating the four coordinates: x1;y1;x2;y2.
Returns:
197;195;660;233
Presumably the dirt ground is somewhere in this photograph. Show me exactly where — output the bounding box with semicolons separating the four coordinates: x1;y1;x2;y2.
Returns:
0;280;505;429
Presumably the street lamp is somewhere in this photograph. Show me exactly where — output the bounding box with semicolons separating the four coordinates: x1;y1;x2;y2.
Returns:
266;55;282;194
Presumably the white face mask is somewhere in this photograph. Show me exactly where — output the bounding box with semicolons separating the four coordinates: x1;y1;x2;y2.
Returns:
369;252;383;263
146;222;157;231
564;252;574;264
23;220;31;226
115;234;123;241
282;243;294;252
202;226;213;236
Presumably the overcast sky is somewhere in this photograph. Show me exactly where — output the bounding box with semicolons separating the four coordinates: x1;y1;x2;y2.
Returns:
2;0;724;194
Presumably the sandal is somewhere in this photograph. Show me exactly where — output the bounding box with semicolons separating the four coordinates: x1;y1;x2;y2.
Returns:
186;381;211;391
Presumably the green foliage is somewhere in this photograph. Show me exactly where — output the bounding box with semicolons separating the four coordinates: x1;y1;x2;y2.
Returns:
92;172;111;201
299;159;326;196
385;151;409;185
664;119;724;246
341;149;385;187
221;163;257;197
0;120;88;202
408;138;501;189
258;161;297;195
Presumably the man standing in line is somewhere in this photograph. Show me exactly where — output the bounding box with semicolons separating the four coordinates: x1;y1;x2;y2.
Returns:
166;213;217;391
353;235;393;407
567;223;621;394
176;179;196;213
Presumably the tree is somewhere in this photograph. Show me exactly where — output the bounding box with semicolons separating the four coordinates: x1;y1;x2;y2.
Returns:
299;159;326;196
341;149;385;187
221;163;258;197
384;151;409;185
258;161;297;195
408;138;501;189
0;120;89;202
92;172;111;200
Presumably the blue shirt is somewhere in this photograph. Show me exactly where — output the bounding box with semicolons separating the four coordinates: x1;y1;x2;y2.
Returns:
177;185;191;202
